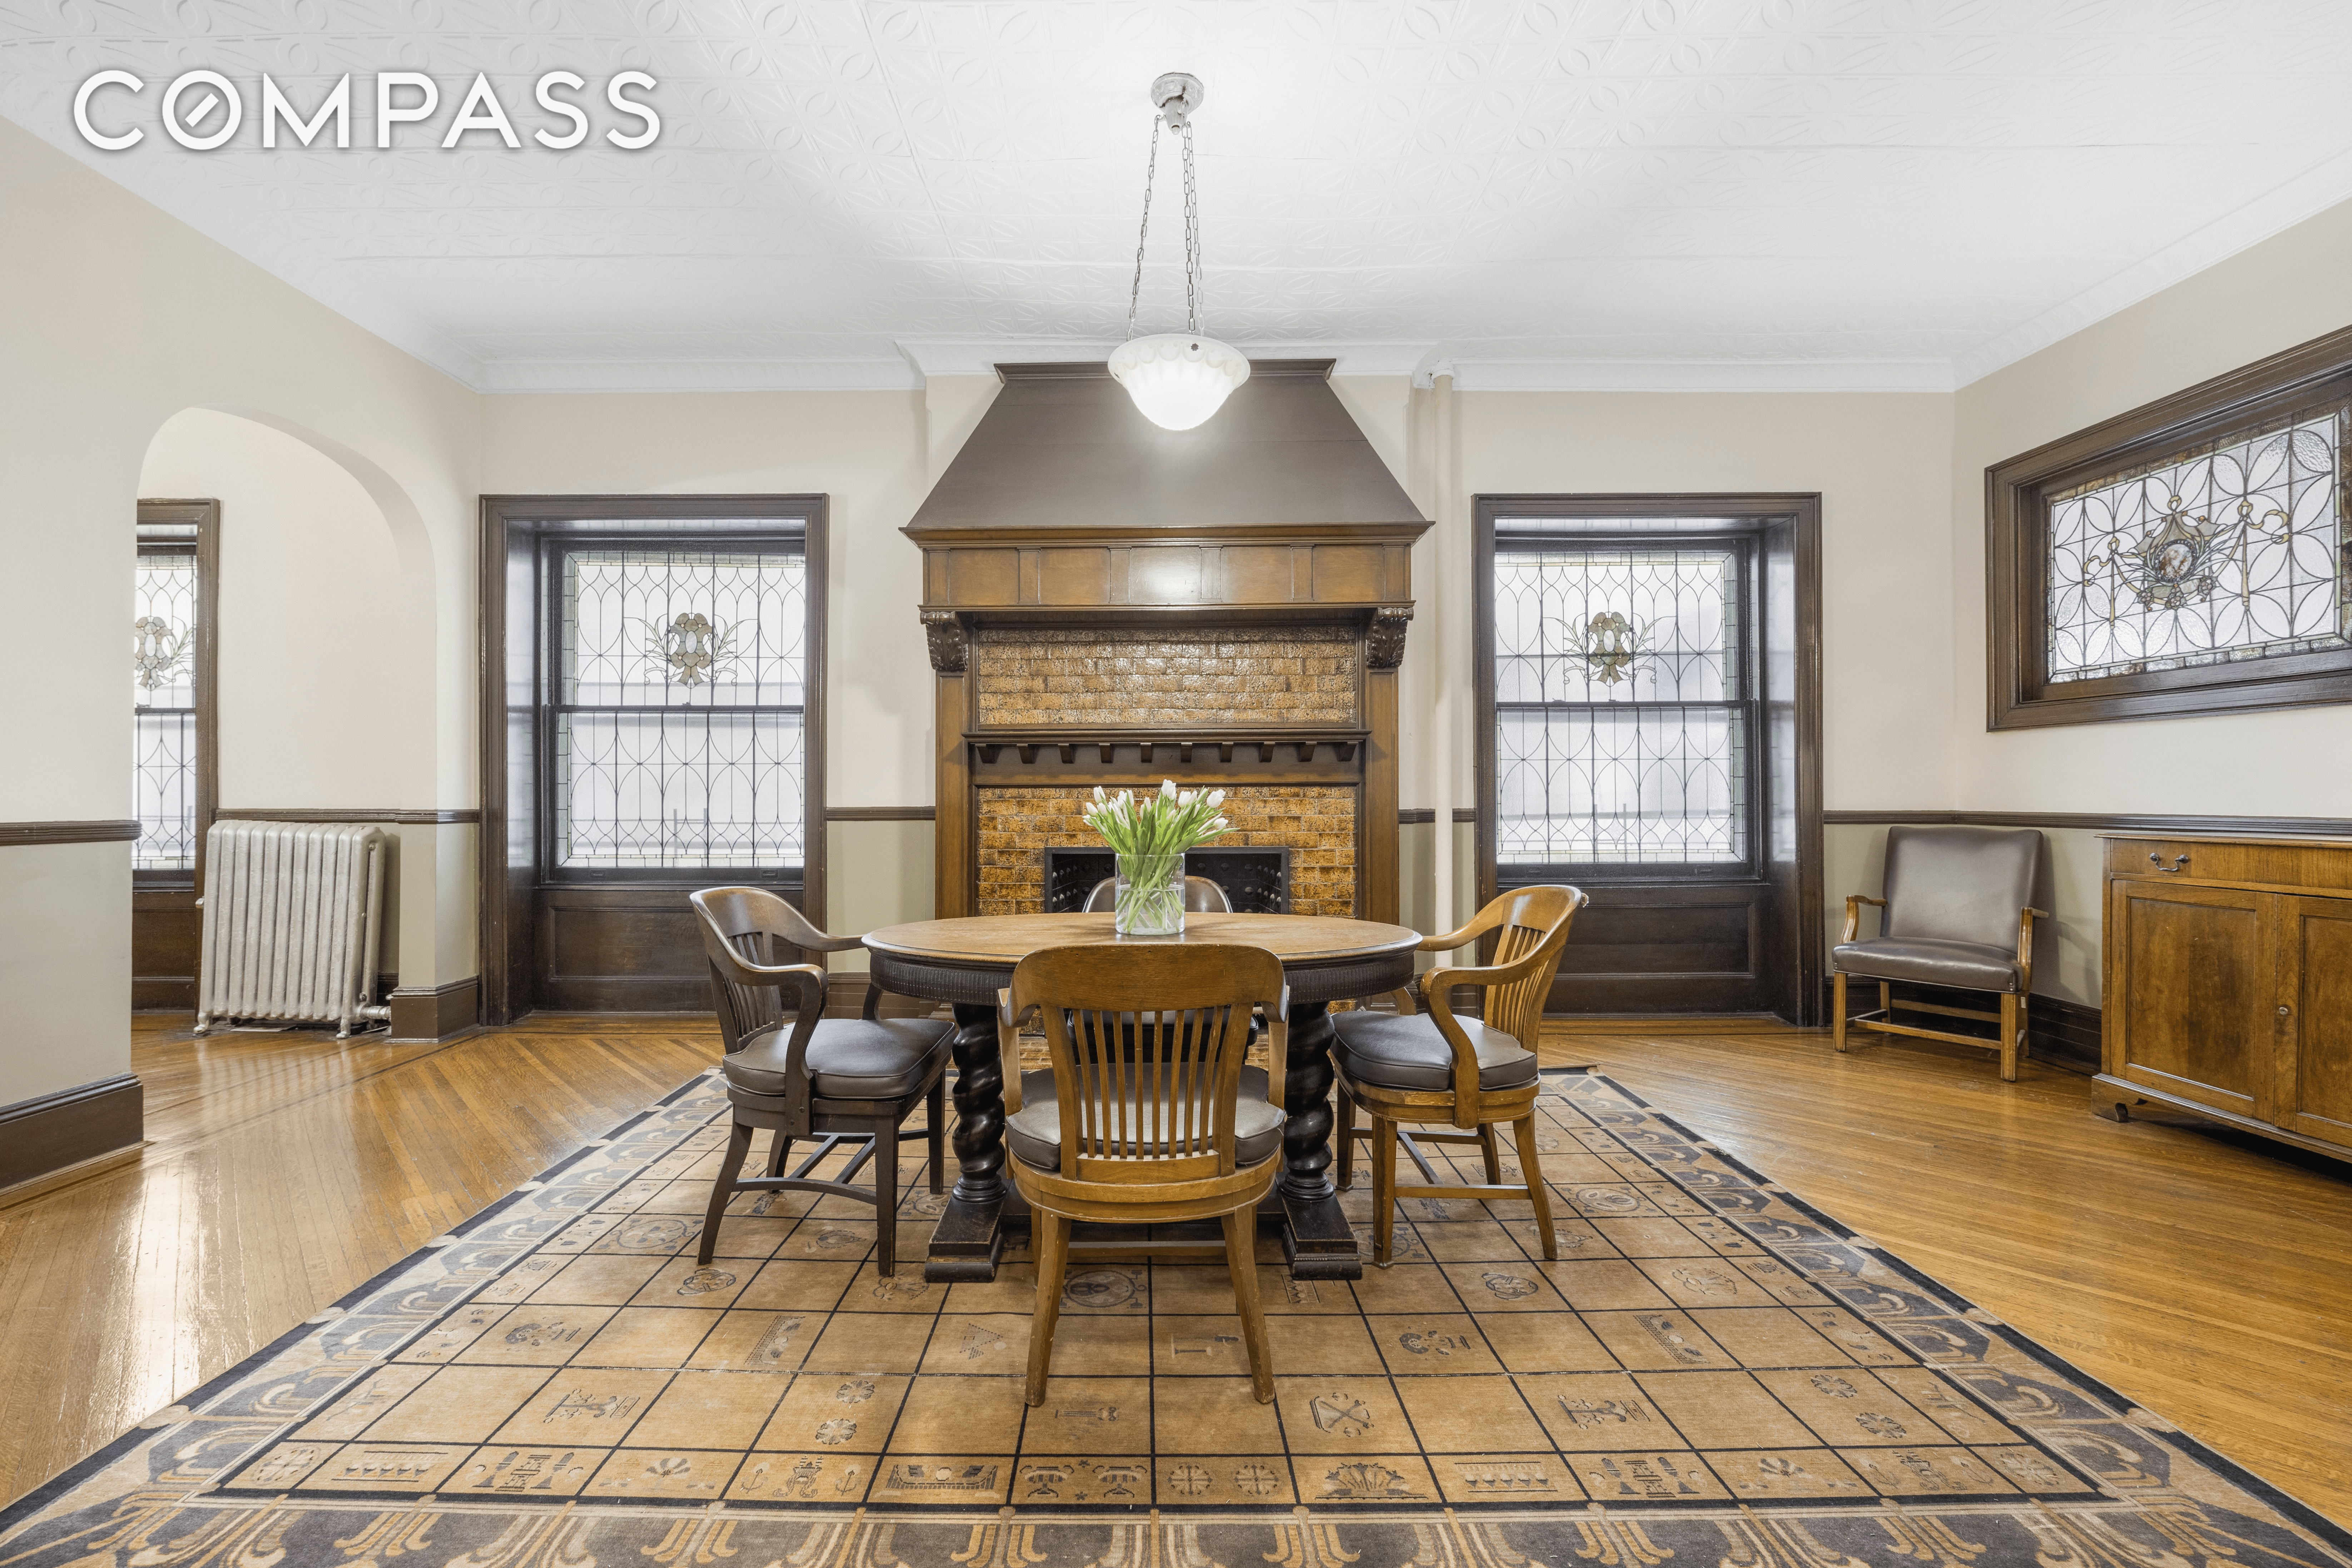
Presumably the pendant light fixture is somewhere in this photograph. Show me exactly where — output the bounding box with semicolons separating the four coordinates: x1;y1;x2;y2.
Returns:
1107;72;1249;432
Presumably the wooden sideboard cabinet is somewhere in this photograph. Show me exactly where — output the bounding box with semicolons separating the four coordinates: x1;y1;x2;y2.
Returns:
2100;833;2352;1159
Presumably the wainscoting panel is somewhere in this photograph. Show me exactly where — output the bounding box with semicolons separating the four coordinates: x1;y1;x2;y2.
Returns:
535;887;719;1013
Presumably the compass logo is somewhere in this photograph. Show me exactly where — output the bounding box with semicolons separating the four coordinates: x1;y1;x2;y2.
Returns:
74;69;659;152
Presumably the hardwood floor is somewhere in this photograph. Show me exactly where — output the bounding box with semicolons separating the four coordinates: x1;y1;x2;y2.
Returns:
0;1014;719;1510
1;1015;2344;1523
1556;1028;2352;1527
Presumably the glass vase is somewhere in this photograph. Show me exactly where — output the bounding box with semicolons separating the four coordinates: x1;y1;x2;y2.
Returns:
1113;852;1186;937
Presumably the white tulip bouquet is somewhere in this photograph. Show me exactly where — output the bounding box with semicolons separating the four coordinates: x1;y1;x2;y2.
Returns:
1082;781;1230;936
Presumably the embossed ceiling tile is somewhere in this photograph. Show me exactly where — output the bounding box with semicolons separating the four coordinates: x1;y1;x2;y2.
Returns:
11;0;2352;387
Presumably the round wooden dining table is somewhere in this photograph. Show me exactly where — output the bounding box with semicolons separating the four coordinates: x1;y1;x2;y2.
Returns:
863;910;1421;1283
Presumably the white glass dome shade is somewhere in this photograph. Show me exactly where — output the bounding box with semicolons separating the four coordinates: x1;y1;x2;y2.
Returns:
1108;334;1252;432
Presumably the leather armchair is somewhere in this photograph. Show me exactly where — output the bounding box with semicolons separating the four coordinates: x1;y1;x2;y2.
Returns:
1831;825;2050;1081
687;887;951;1275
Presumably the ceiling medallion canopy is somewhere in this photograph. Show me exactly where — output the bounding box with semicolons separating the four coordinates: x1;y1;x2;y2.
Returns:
1106;72;1250;433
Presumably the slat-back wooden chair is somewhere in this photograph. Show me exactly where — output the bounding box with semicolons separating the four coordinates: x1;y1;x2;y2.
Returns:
998;943;1289;1405
689;887;952;1276
1330;885;1585;1266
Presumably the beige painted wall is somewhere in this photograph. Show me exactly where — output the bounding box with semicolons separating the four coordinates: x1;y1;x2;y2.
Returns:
825;820;935;975
1953;199;2352;819
133;412;482;984
1444;390;1960;811
141;411;402;808
479;392;942;810
0;843;132;1102
1921;195;2352;1006
16;102;2352;1108
1;120;477;1108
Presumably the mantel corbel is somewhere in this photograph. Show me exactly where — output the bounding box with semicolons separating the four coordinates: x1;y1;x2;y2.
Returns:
1366;606;1413;670
920;609;969;675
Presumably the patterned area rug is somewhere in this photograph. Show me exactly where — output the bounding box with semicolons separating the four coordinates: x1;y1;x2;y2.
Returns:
3;1069;2345;1568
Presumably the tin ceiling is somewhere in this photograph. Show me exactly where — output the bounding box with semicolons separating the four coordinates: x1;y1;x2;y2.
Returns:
6;1;2352;392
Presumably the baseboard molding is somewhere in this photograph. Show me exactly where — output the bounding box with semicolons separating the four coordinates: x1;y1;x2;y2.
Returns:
1823;810;2352;836
388;976;480;1042
1546;1013;1799;1035
0;1074;143;1189
1825;975;2100;1074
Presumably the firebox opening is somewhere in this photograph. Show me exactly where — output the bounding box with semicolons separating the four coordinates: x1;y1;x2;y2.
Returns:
1043;847;1291;915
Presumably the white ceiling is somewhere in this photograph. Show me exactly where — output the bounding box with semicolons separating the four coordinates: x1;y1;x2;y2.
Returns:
8;1;2352;393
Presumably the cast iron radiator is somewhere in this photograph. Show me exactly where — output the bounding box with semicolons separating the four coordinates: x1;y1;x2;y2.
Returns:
194;821;392;1040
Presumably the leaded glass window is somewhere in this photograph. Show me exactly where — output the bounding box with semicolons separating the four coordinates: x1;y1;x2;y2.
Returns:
1493;540;1751;866
2046;399;2349;683
134;534;199;871
554;546;806;869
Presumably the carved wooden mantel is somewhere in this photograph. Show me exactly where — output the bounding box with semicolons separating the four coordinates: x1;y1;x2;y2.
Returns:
907;360;1432;923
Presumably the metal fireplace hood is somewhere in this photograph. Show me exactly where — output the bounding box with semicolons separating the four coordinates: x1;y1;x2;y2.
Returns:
907;358;1425;535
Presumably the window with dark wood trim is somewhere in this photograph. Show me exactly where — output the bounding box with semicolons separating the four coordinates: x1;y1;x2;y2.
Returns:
477;496;829;1022
1472;494;1825;1024
1987;324;2352;729
133;500;217;884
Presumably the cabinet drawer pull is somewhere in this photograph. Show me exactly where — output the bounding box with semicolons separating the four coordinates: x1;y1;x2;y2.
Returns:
2278;1004;2292;1017
2149;852;2190;873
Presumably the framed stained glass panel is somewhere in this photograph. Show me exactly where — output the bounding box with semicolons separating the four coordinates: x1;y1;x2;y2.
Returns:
1492;545;1749;867
552;546;808;871
2044;401;2347;684
1989;326;2352;728
133;503;214;881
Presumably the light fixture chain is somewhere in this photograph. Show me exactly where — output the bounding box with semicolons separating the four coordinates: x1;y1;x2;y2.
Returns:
1181;119;1201;334
1126;116;1160;342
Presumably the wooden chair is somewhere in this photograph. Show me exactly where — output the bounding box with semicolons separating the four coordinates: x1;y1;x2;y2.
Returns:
1080;875;1232;914
997;943;1290;1405
688;887;952;1276
1330;885;1585;1267
1833;825;2050;1082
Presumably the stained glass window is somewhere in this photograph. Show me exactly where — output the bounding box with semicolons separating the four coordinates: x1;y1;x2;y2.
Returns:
2046;401;2349;683
554;547;806;869
134;536;199;872
1493;541;1749;866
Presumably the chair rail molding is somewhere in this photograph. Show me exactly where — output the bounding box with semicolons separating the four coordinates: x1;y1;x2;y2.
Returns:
1825;810;2352;836
0;820;142;846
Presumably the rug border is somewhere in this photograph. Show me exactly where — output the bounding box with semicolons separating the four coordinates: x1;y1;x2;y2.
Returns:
3;1068;2344;1548
1580;1074;2352;1549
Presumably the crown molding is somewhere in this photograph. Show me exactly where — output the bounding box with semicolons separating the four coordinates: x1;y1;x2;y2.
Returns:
465;347;1967;395
895;339;1439;382
1441;358;1959;394
474;358;925;394
1952;143;2352;388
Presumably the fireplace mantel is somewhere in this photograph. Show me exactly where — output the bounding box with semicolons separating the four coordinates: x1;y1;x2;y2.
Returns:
906;360;1432;923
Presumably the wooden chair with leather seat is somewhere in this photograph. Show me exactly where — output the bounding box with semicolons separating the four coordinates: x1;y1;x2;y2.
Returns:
997;943;1290;1405
1832;825;2050;1082
1080;875;1233;914
688;887;952;1276
1330;885;1585;1267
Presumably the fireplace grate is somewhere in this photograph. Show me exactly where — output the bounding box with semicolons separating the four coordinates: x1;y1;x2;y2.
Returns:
1043;846;1290;915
